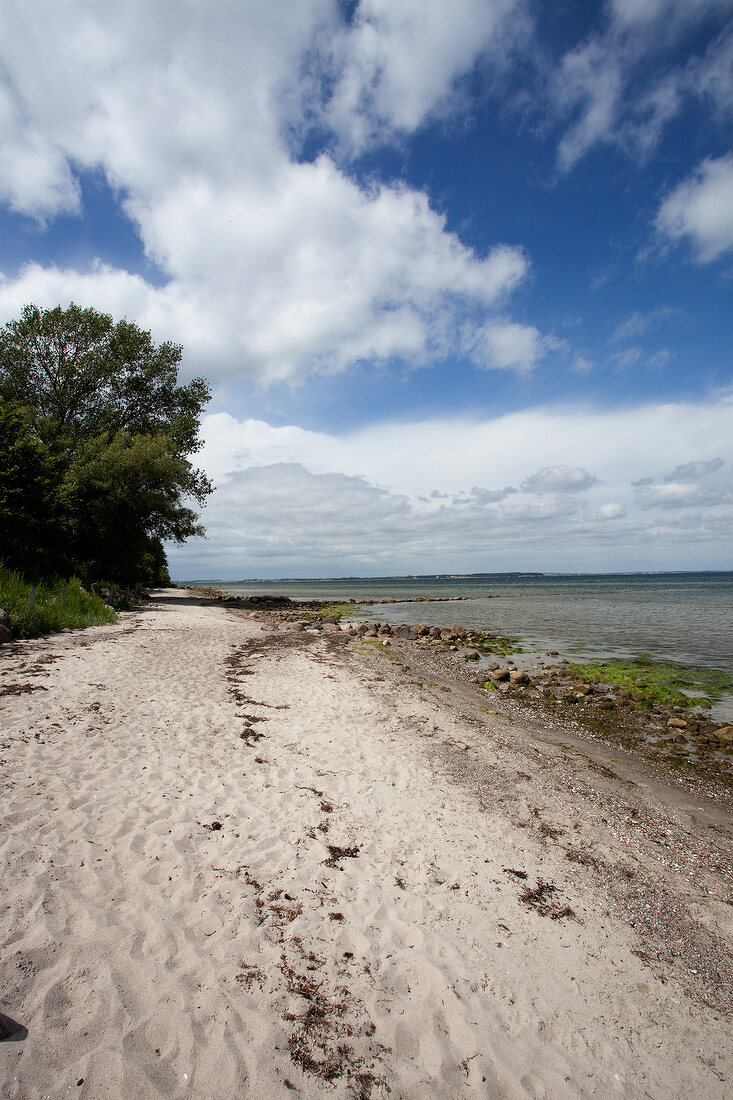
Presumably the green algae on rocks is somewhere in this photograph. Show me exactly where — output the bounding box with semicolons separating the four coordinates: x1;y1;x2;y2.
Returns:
567;656;733;710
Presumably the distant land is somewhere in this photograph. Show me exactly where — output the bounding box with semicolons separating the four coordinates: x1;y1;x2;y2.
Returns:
183;570;732;585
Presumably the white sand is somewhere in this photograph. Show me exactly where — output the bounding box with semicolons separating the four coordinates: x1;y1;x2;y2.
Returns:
1;590;731;1098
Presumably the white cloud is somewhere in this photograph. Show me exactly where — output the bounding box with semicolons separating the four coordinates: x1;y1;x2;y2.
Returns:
0;0;536;384
656;153;733;261
469;319;544;374
0;87;79;219
521;466;598;494
635;481;729;508
324;0;530;153
552;0;733;170
611;306;675;340
172;394;733;576
591;502;626;520
668;456;724;479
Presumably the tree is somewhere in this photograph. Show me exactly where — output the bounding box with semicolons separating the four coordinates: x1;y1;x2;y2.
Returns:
0;404;62;577
0;303;210;454
0;303;213;585
60;431;208;585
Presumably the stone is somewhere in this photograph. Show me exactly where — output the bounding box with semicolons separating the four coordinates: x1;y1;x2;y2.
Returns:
713;725;733;743
667;717;688;729
490;669;510;683
415;625;430;636
428;626;442;639
321;622;339;631
509;670;530;685
394;625;416;640
0;625;12;645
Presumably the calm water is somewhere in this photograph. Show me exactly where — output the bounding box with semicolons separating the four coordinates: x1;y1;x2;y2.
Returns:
213;572;733;673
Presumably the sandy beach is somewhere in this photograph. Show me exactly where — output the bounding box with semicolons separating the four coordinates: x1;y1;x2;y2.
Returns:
1;589;731;1099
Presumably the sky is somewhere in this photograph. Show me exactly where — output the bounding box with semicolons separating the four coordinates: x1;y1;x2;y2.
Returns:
1;0;732;579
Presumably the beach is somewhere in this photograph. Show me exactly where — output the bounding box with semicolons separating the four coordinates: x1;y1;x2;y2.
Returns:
1;589;732;1099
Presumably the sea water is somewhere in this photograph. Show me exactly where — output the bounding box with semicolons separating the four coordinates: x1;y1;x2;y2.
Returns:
214;572;733;671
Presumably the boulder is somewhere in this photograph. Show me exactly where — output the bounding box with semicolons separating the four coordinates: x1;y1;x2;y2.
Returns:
509;670;530;685
667;717;688;729
0;625;11;645
428;626;442;638
415;625;430;636
713;725;733;743
490;669;510;683
393;625;416;640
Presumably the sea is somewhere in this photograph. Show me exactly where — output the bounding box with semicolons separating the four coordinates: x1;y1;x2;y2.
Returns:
212;571;733;672
207;572;733;720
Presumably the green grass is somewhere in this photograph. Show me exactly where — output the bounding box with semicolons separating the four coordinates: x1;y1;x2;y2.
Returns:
0;565;117;638
462;629;523;656
567;656;733;709
298;601;362;623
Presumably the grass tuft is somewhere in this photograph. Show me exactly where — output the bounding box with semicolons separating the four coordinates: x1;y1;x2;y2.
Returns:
0;564;117;638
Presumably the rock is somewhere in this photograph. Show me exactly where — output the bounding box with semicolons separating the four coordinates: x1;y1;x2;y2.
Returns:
667;717;688;729
428;626;442;638
0;609;9;627
713;725;733;743
364;629;378;638
509;670;530;684
321;622;339;631
415;625;430;636
0;625;12;644
490;669;510;683
354;623;369;636
394;625;416;640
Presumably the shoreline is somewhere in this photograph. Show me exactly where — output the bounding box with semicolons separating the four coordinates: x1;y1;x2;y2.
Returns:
1;588;731;1097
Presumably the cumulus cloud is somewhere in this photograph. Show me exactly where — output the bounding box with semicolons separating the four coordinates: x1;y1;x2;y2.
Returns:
590;502;626;520
634;481;729;509
0;0;535;384
521;466;598;494
667;456;724;480
656;154;733;261
168;395;733;575
323;0;531;153
469;319;544;374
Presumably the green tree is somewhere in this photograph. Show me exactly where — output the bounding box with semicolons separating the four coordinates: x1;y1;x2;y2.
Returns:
0;303;213;585
0;302;210;453
60;431;208;585
0;404;62;577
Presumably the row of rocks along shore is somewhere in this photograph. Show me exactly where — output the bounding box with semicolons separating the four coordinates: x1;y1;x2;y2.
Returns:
203;589;733;785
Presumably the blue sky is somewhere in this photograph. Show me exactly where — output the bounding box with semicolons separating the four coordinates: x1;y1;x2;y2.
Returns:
1;0;732;577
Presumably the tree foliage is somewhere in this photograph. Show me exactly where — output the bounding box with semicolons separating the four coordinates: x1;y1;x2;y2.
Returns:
0;303;212;585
